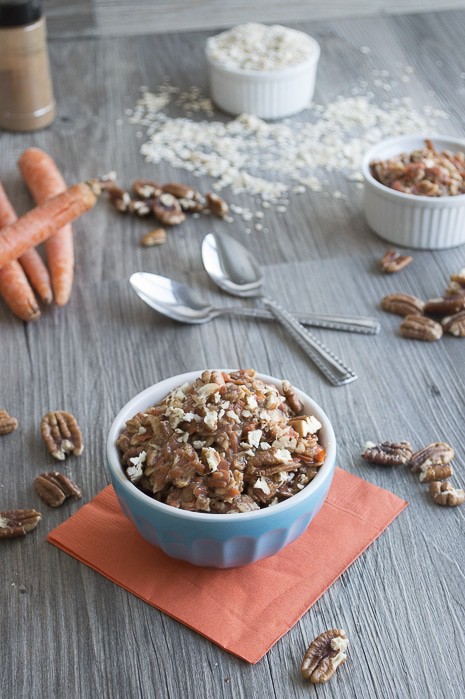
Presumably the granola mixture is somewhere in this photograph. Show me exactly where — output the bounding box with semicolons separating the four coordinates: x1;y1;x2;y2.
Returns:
116;369;326;514
370;139;465;196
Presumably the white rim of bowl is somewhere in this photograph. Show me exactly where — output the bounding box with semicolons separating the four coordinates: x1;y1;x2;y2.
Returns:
361;134;465;203
106;369;336;523
205;35;321;78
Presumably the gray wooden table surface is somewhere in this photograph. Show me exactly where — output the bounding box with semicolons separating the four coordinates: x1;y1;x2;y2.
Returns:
2;10;465;699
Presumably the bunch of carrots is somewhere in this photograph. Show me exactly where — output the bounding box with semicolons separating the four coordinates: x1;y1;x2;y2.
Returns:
0;148;99;321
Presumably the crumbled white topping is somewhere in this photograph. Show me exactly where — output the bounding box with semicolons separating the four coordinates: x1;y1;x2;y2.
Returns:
254;477;271;494
138;426;147;435
306;415;322;433
248;429;262;448
246;395;258;409
197;382;220;400
204;408;218;430
226;410;240;423
273;436;297;451
202;446;221;472
171;387;187;403
241;409;252;418
164;405;187;429
127;451;147;482
193;440;206;449
295;415;322;437
206;23;317;72
274;448;293;463
260;441;271;450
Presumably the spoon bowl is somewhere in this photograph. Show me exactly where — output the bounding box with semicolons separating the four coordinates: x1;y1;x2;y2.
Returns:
202;232;263;297
130;272;214;324
201;231;358;386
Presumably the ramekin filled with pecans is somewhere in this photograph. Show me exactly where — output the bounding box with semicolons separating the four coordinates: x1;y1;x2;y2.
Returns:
107;369;336;568
362;135;465;249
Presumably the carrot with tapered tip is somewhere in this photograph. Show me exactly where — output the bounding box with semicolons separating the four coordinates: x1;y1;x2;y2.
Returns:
19;148;74;305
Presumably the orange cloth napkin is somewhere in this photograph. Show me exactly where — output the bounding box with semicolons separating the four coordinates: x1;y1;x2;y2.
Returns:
47;467;406;664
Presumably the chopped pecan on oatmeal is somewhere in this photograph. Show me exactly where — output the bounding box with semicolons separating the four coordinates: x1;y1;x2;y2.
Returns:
116;369;326;514
370;139;465;196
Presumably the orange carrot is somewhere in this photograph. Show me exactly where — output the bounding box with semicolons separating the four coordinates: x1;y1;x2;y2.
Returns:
0;179;53;305
0;181;98;270
0;259;41;321
19;249;53;304
19;148;74;306
0;183;40;321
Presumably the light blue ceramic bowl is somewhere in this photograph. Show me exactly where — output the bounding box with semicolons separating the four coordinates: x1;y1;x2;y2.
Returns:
106;370;336;568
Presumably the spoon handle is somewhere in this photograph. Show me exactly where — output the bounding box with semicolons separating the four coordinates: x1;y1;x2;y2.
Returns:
261;295;358;386
223;306;380;335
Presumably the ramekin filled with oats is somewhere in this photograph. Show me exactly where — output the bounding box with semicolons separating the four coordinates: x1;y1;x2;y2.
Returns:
205;23;320;118
107;369;336;568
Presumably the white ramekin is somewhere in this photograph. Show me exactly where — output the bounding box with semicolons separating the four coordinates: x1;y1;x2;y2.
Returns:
362;134;465;250
205;34;320;119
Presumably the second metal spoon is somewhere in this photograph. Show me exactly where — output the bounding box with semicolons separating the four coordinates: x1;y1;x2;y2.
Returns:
201;231;358;386
130;272;380;334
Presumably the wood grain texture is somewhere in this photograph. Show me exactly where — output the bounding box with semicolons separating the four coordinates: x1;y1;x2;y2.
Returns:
42;0;465;37
2;9;465;699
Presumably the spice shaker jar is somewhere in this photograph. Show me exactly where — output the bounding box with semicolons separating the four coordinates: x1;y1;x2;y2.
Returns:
0;0;56;131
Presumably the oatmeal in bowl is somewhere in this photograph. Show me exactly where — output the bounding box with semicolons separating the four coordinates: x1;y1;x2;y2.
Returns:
107;369;336;568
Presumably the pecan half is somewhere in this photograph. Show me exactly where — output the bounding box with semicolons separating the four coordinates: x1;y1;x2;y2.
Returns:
424;296;465;316
0;409;18;435
140;227;167;247
161;183;197;199
379;249;413;273
400;315;443;341
206;192;229;218
41;410;84;460
410;442;454;473
419;464;453;483
132;179;162;199
0;509;41;539
34;472;82;507
381;293;424;316
429;480;465;507
281;379;303;414
152;193;186;226
362;441;413;466
301;629;348;684
442;310;465;337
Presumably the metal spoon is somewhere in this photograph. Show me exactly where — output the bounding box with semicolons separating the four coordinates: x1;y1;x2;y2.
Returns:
130;273;380;334
201;231;358;386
